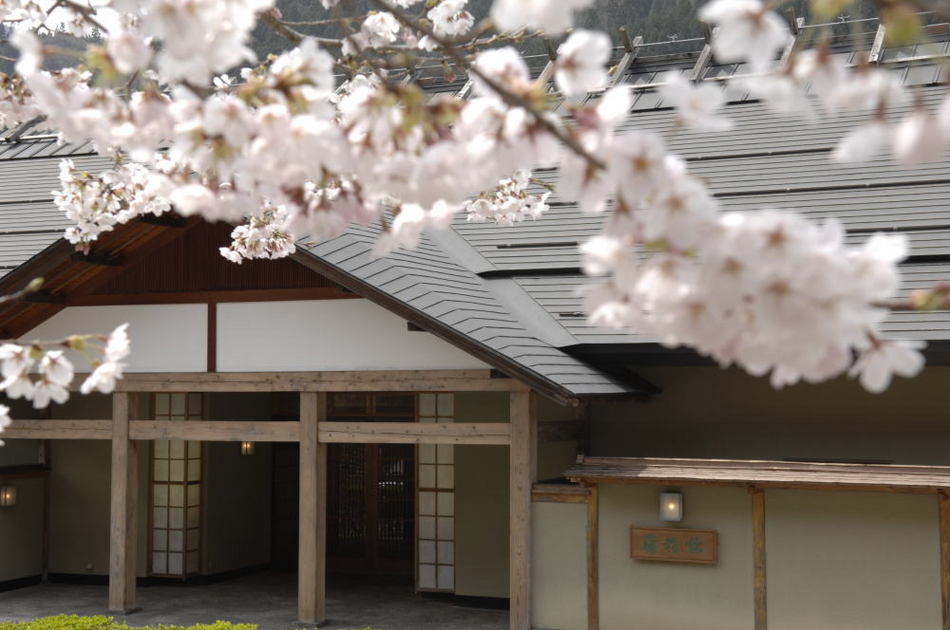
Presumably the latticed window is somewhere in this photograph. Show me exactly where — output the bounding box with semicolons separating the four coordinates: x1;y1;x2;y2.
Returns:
150;392;203;577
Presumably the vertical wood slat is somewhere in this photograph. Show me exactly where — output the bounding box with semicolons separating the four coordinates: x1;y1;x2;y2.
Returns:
751;487;767;630
940;491;950;630
109;392;138;613
587;484;600;630
298;392;328;624
509;390;536;630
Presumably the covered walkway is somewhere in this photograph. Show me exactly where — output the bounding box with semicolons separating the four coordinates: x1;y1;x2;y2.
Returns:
0;572;507;630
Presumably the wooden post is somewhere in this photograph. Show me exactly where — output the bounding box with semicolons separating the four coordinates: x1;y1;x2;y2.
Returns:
109;392;138;613
751;487;767;630
298;392;328;624
509;390;536;630
939;491;950;630
586;484;600;630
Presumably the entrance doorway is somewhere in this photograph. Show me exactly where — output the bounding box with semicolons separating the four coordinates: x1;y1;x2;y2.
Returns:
270;393;416;577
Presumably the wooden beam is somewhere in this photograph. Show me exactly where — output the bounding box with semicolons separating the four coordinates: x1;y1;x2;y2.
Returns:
129;420;301;442
70;370;529;393
66;287;357;306
0;464;49;481
940;491;950;630
1;420;112;440
298;392;327;624
587;484;600;630
509;390;536;630
319;421;511;445
108;392;138;613
531;483;590;503
751;487;767;630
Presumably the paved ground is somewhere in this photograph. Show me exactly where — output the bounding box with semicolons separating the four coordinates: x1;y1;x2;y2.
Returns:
0;572;507;630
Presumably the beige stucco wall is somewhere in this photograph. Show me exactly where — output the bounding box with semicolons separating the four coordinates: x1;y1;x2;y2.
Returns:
47;439;149;578
767;489;941;630
590;365;950;464
531;501;586;630
0;476;44;582
454;391;509;598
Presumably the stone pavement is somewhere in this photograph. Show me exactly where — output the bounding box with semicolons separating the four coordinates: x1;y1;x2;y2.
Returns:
0;572;507;630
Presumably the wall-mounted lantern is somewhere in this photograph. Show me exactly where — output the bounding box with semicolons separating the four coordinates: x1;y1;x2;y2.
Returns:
240;441;255;456
0;485;16;507
659;491;683;522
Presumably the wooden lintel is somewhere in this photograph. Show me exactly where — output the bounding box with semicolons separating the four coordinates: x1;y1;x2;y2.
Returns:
319;421;510;445
751;487;767;630
23;291;64;304
67;287;358;306
940;491;950;630
68;370;530;393
129;420;301;442
71;251;123;267
0;464;50;481
2;419;112;440
531;484;590;503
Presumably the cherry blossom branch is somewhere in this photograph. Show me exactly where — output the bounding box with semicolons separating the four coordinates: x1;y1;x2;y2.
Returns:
367;0;607;171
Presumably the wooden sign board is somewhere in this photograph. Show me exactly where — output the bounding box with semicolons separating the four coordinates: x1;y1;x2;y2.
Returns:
631;527;718;565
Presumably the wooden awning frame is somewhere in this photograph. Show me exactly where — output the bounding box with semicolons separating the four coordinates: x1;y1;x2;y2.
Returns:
565;456;950;494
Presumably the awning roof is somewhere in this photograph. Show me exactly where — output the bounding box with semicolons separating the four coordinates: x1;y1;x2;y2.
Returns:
565;456;950;493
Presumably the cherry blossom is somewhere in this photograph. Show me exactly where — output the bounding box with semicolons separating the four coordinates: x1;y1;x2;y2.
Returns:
0;0;939;402
850;340;926;393
658;71;733;131
490;0;594;34
554;30;611;101
465;171;550;226
428;0;474;38
698;0;790;72
0;404;10;446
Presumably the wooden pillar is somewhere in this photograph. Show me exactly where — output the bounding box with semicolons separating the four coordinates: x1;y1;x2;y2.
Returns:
109;392;138;613
939;491;950;630
586;484;599;630
751;487;767;630
298;392;328;624
509;390;536;630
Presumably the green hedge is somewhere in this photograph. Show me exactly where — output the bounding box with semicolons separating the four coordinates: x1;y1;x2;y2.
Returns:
0;615;377;630
0;616;256;630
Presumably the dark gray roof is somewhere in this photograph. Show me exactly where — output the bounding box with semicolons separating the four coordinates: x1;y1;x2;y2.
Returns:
0;17;948;398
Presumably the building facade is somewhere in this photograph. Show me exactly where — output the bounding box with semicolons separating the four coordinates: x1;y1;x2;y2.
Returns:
2;13;950;630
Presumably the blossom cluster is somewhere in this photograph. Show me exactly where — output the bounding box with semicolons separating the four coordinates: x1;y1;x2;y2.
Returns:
0;0;945;398
464;171;550;226
0;323;130;444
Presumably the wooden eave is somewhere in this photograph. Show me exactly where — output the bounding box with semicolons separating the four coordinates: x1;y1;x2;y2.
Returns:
0;217;203;338
565;456;950;494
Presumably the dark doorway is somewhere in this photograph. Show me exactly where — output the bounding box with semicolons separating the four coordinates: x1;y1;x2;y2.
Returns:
270;393;417;577
327;442;415;575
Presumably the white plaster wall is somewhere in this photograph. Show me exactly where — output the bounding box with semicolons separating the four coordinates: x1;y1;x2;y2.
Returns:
216;300;487;372
27;304;206;372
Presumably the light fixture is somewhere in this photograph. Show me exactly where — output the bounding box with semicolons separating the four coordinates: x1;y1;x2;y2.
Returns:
0;485;16;507
659;491;683;522
240;441;255;456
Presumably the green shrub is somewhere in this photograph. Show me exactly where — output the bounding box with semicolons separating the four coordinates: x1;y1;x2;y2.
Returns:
0;617;257;630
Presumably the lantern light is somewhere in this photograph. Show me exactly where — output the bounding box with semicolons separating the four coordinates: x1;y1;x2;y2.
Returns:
240;441;255;456
0;485;16;507
659;491;683;522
